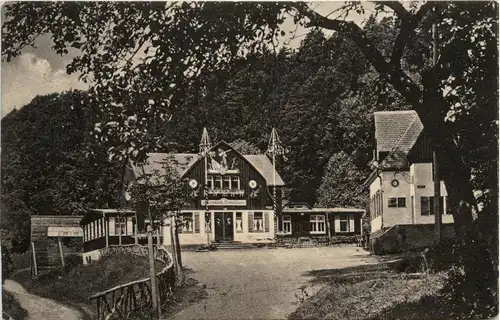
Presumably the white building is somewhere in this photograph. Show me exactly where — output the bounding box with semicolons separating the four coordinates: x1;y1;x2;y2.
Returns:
365;111;454;253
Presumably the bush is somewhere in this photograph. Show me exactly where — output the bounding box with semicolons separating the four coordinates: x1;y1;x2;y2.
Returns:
64;253;83;271
2;243;14;283
2;290;28;320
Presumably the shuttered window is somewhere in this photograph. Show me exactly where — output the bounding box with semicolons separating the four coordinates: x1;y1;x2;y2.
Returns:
248;212;269;233
337;215;353;233
180;212;201;233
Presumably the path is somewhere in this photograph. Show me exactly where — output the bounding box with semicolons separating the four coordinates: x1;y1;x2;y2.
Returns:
3;279;83;320
173;246;378;320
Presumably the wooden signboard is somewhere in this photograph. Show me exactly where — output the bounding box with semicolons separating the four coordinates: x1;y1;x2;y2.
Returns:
47;226;83;237
201;198;247;206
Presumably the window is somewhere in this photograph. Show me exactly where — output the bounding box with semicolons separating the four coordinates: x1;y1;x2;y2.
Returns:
388;198;397;207
214;176;223;189
388;197;406;208
178;212;201;234
223;176;231;189
253;212;264;232
421;196;444;216
115;217;126;235
371;190;383;218
180;212;194;233
310;215;326;234
282;215;292;235
207;176;214;189
231;176;240;189
340;215;349;232
398;197;406;207
249;212;269;233
236;212;243;233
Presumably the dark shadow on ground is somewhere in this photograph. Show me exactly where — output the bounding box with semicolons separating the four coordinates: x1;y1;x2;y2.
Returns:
303;259;401;285
162;277;208;317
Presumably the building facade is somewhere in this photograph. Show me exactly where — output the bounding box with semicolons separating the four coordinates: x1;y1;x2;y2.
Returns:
279;202;363;242
365;111;455;254
126;139;284;248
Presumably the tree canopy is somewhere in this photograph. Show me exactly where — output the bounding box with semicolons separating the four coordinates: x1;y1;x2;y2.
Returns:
2;3;498;310
1;90;123;252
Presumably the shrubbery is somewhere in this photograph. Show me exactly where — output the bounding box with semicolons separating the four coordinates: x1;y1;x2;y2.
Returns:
2;243;14;283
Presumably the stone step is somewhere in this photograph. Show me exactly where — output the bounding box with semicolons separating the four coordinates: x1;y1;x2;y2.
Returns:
213;242;258;250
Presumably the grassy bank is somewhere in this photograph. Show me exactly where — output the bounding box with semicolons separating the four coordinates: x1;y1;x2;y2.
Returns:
290;246;498;320
9;252;206;320
289;262;446;320
10;251;163;316
2;290;29;320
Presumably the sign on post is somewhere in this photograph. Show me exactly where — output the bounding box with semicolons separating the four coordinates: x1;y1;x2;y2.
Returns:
47;227;83;237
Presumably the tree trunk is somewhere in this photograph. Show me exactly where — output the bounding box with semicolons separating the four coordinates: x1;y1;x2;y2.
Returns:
174;213;182;268
420;70;478;244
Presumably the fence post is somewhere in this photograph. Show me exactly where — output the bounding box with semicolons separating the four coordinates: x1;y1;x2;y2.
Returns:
147;225;159;318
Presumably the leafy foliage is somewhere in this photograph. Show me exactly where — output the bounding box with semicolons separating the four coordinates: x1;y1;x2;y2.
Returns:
128;156;189;222
316;151;369;209
1;90;122;252
2;243;14;283
1;3;498;311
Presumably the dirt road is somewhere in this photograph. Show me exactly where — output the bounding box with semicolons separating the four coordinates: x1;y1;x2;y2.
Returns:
3;279;83;320
172;246;378;320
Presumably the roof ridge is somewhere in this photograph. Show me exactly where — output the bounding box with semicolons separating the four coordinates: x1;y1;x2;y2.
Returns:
374;110;417;115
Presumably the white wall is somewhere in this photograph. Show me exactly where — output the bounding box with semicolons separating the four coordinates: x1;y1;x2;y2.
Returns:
411;163;454;224
369;176;382;233
163;210;275;246
368;165;454;235
371;216;382;233
381;171;413;227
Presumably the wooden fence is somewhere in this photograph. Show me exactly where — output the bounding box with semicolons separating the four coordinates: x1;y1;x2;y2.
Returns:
89;244;176;320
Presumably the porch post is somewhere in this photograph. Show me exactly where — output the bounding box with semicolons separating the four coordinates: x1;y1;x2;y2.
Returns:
105;217;109;247
58;237;65;268
31;241;38;277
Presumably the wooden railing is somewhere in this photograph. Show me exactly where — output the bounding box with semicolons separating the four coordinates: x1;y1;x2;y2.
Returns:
89;244;176;320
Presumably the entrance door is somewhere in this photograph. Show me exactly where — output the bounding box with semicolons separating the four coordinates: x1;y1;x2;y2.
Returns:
214;212;234;242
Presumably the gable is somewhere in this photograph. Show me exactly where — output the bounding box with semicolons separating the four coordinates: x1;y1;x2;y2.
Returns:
128;141;284;186
375;110;423;155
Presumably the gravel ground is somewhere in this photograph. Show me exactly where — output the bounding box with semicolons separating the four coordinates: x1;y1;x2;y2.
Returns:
172;246;378;320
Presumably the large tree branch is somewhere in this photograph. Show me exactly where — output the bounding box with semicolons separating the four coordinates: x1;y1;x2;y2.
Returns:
295;4;424;108
389;1;436;67
373;1;409;18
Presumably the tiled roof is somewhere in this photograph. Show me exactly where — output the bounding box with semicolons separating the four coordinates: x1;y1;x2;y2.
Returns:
242;154;285;186
374;110;424;154
130;152;285;186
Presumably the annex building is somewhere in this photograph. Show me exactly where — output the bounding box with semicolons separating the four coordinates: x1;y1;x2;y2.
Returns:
365;110;455;254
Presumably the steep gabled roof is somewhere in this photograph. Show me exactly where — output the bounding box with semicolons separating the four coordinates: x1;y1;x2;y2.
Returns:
374;110;424;155
242;154;285;186
129;144;285;186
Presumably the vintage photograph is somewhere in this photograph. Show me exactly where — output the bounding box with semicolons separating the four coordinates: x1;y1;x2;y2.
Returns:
1;1;498;319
